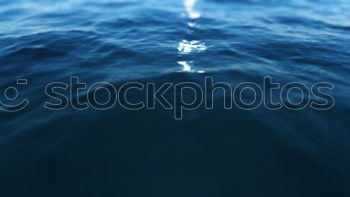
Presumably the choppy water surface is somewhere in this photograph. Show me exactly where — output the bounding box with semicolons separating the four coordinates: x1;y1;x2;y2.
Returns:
1;0;350;196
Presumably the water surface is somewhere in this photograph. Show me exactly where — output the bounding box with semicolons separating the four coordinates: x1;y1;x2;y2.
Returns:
0;0;350;196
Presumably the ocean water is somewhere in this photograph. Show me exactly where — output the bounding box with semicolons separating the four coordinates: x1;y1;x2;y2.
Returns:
1;0;350;196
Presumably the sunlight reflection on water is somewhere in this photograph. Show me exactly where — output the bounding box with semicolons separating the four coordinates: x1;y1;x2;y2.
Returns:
177;0;206;73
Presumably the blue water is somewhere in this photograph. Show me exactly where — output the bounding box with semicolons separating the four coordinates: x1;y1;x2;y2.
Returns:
1;0;350;196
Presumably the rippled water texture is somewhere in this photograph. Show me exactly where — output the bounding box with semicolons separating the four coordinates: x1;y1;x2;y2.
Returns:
1;0;350;196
